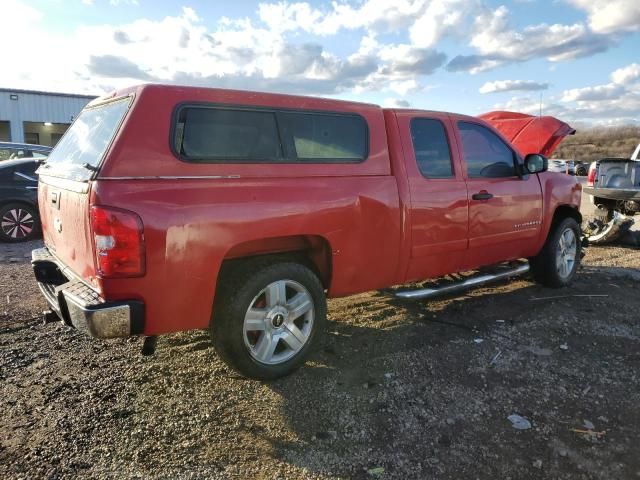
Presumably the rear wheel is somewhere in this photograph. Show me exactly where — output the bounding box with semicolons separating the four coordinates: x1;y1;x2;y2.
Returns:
0;203;38;243
211;260;326;380
529;217;581;288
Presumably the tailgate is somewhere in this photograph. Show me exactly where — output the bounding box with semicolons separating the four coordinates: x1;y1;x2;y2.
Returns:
38;176;96;282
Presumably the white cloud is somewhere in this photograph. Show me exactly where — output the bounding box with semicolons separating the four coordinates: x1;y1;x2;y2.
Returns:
567;0;640;34
611;63;640;85
448;5;613;73
561;83;626;102
479;80;549;94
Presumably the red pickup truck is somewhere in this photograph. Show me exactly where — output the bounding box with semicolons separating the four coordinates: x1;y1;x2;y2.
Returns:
32;85;581;379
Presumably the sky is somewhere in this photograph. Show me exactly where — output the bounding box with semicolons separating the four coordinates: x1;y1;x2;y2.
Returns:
3;0;640;126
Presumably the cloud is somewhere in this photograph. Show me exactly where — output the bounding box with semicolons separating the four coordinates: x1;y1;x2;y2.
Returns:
448;6;614;73
561;84;626;102
383;98;411;108
611;63;640;85
257;0;429;36
87;55;155;80
479;80;549;94
566;0;640;34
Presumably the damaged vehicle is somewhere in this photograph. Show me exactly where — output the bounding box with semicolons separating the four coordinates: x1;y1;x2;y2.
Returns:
31;86;580;379
583;143;640;244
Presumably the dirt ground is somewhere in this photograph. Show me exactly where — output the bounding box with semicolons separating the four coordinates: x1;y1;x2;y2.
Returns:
1;193;640;479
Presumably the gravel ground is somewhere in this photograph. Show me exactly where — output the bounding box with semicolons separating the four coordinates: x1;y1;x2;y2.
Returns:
2;199;640;479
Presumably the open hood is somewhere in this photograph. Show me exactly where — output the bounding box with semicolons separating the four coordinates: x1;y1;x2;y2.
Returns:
478;111;575;157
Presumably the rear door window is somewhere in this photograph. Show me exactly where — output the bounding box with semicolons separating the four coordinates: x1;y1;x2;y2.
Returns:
39;97;131;182
458;122;516;178
410;118;454;178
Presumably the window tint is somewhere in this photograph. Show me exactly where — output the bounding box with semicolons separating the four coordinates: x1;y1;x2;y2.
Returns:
177;108;282;161
458;122;516;178
278;112;367;162
410;118;454;178
175;107;368;163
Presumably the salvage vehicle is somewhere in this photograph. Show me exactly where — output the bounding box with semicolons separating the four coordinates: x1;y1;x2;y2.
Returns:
0;158;40;242
583;143;639;244
31;85;581;379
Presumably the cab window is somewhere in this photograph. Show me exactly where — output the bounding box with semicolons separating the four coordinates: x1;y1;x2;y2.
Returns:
410;118;454;178
458;122;516;178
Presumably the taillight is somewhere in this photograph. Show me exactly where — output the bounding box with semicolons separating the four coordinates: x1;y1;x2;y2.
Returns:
90;206;145;278
587;163;597;186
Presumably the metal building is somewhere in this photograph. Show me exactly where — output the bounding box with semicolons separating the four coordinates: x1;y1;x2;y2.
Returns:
0;88;96;147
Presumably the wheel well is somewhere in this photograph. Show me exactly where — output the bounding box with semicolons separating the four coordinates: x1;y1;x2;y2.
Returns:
0;199;38;212
552;204;582;228
220;235;332;290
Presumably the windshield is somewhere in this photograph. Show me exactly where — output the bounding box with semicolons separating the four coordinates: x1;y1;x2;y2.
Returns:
39;97;131;181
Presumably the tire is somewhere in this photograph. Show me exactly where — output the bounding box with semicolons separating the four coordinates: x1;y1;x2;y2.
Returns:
0;202;39;243
529;217;581;288
587;211;634;245
211;259;326;380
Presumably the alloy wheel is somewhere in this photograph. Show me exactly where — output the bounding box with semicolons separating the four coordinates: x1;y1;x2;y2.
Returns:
243;279;315;365
556;227;577;279
1;208;35;240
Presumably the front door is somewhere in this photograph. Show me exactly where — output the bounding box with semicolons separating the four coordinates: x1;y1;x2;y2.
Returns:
453;120;543;268
398;113;469;282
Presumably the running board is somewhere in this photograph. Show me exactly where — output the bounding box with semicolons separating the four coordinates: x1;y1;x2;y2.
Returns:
395;263;530;300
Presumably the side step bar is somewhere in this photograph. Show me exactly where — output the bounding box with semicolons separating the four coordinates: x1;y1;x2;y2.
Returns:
395;263;530;300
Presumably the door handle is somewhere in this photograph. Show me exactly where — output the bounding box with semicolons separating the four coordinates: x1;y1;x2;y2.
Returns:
472;191;493;200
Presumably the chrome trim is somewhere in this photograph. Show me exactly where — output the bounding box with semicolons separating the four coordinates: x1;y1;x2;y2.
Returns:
15;171;37;182
98;175;241;180
64;292;131;338
395;263;530;299
25;186;38;190
38;174;90;193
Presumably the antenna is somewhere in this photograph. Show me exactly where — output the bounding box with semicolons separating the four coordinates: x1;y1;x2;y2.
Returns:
539;92;543;117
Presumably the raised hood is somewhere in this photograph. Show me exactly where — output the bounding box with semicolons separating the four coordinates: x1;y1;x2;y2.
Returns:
478;111;575;157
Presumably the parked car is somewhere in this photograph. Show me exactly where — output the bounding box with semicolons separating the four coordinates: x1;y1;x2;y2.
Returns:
575;162;588;176
583;143;639;243
0;158;40;242
0;142;52;162
31;85;581;379
548;159;575;175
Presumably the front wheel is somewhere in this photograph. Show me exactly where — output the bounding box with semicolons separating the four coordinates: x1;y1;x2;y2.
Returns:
529;217;581;288
211;260;326;380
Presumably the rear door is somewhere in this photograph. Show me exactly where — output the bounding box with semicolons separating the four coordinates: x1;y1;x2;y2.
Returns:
453;120;543;268
37;96;132;283
396;111;469;281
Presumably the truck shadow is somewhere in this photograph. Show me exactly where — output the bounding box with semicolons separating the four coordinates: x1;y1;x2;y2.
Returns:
125;267;634;477
247;275;591;477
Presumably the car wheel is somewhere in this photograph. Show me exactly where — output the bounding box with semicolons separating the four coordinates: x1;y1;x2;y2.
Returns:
0;203;39;243
529;217;581;288
211;260;326;380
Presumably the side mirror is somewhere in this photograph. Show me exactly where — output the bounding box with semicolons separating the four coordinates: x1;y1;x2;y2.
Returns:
524;153;547;174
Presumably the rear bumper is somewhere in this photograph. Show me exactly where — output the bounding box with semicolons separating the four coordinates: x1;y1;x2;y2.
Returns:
31;247;144;338
583;186;640;201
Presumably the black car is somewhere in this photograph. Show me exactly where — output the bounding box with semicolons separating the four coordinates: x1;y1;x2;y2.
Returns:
0;159;40;242
0;142;52;161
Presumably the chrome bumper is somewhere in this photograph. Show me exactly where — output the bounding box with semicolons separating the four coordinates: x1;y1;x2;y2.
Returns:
32;247;144;339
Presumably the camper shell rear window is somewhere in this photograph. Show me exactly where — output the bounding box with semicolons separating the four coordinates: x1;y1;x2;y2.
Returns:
172;104;369;164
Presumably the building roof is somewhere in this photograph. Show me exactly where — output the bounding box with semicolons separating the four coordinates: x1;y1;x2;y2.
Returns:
0;87;98;100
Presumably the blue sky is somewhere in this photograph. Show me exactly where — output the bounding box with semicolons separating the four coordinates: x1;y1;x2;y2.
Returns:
4;0;640;125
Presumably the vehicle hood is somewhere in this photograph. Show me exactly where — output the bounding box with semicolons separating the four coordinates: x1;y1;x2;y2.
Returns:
478;111;575;157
